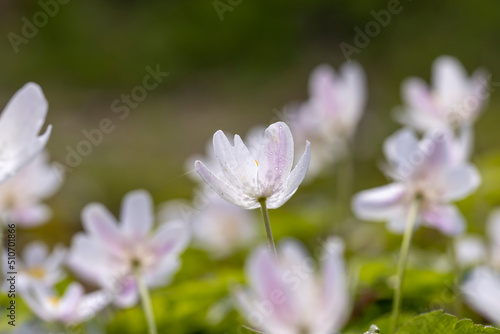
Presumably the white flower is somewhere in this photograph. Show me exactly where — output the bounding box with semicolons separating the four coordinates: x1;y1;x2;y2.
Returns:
0;151;62;227
22;282;110;325
195;122;311;210
0;83;52;183
159;194;258;259
289;63;366;179
234;238;350;334
398;56;489;131
352;128;480;235
67;190;190;308
454;235;487;268
462;266;500;326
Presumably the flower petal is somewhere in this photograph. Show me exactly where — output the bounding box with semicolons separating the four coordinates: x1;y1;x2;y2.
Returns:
266;140;310;209
421;204;465;235
81;203;125;255
352;183;408;221
121;189;154;240
257;122;295;196
441;164;481;201
195;160;259;209
213;130;258;194
432;56;469;108
58;283;85;322
148;220;190;258
23;241;49;268
462;266;500;326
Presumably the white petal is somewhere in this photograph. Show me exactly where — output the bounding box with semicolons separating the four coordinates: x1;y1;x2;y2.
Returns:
148;220;190;258
352;183;408;221
58;283;84;323
337;61;367;130
462;266;500;326
487;209;500;267
257;122;294;196
77;290;112;323
401;78;440;119
144;256;179;288
432;56;469;107
81;203;125;255
213;131;259;194
0;83;48;150
114;277;139;308
266;141;310;209
441;163;481;201
23;241;49;267
421;204;465;235
454;236;487;267
195;160;259;209
383;129;420;179
121;189;154;240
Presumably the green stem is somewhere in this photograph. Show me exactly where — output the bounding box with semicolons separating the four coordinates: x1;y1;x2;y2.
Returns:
134;268;157;334
258;198;278;259
390;200;420;334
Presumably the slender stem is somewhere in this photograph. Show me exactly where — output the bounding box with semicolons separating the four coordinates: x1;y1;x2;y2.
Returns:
0;224;3;282
448;237;462;317
134;267;157;334
390;200;420;334
258;198;278;259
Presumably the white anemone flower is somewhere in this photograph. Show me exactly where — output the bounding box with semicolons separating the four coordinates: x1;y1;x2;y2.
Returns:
0;83;52;183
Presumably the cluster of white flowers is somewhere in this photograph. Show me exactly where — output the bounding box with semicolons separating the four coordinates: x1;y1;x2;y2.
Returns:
2;55;497;333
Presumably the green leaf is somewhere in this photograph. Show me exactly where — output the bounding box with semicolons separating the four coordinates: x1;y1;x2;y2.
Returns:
396;310;500;333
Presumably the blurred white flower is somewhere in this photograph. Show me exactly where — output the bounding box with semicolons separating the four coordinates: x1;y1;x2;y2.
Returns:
159;195;258;259
195;122;310;210
488;208;500;269
234;238;349;334
0;152;62;227
352;128;480;235
398;56;489;131
3;241;66;291
0;83;52;183
462;266;500;326
67;190;190;308
22;282;110;325
454;235;487;268
289;63;366;179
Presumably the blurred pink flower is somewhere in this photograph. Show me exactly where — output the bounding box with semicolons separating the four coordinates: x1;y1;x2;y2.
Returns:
398;56;489;131
22;282;110;325
234;238;349;334
0;152;62;227
159;195;258;259
352;128;480;235
0;83;52;183
195;122;310;210
67;190;190;308
289;62;366;178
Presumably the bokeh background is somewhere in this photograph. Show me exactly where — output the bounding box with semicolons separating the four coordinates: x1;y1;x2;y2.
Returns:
1;0;500;332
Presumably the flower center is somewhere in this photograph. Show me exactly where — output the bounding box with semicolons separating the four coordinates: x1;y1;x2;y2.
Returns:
48;296;60;306
255;160;259;166
26;266;46;279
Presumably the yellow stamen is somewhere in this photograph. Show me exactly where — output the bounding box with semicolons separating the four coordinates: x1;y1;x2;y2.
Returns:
27;266;46;279
255;160;259;166
49;297;60;306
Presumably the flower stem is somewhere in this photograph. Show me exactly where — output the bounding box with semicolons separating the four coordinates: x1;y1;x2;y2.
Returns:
0;224;3;282
258;198;278;259
134;268;157;334
390;200;420;334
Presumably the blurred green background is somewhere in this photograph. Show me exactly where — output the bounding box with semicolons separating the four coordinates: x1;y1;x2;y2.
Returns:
1;0;500;332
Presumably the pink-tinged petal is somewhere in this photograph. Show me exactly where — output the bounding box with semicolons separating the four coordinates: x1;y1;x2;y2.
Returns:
246;246;295;325
0;83;48;150
441;164;481;201
352;183;408;221
278;239;309;269
11;204;51;227
21;285;53;322
308;64;337;116
257;122;295;196
144;256;179;288
148;220;190;258
213;130;258;193
383;129;420;179
316;237;349;333
195;160;259;209
387;206;419;234
114;276;139;308
401;78;439;117
58;283;85;322
66;234;115;287
462;266;500;326
266;141;310;209
121;190;153;240
432;56;469;107
421;204;465;235
23;241;49;267
337;61;367;130
82;203;125;255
